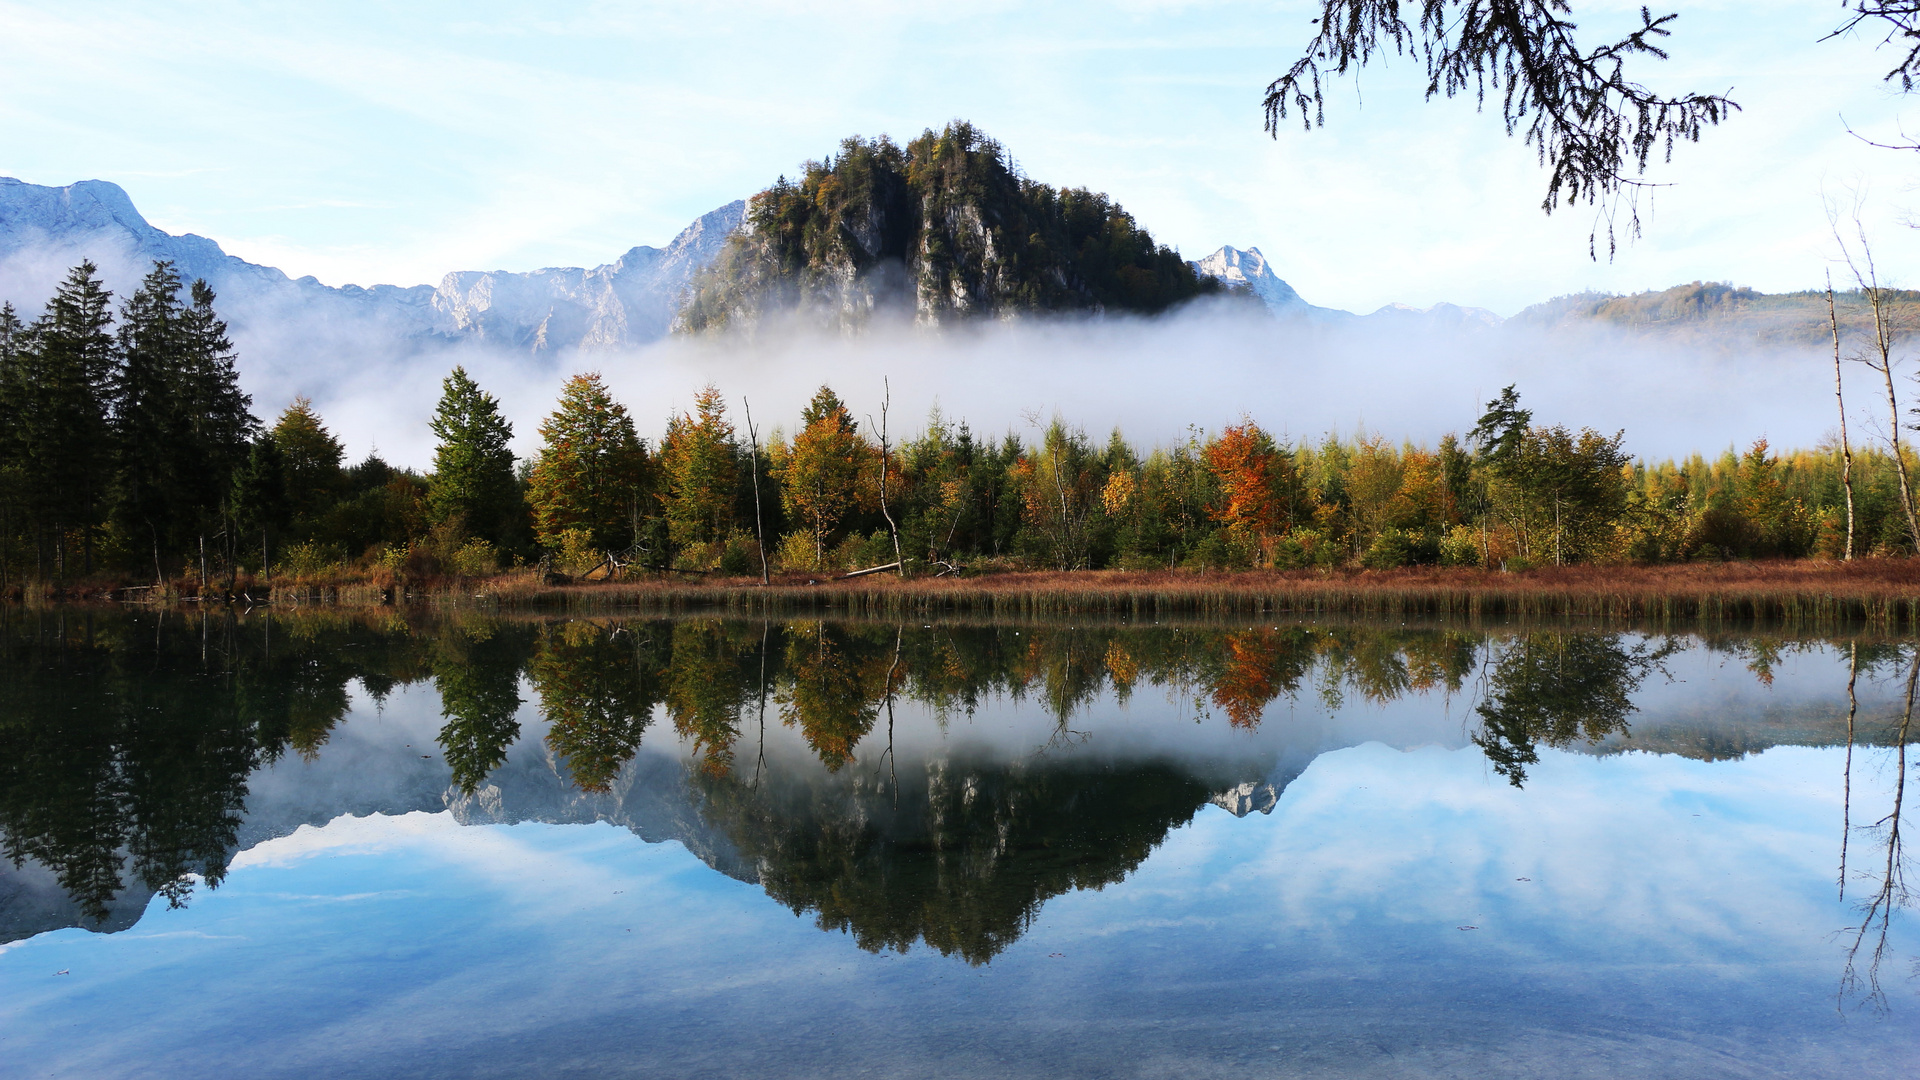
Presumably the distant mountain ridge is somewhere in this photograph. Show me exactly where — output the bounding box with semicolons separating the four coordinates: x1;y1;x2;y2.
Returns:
0;174;1874;361
0;175;742;354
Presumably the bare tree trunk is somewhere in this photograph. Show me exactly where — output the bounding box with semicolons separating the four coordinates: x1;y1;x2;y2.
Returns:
1841;640;1858;898
1868;284;1920;550
1835;216;1920;549
743;397;769;585
1830;275;1856;559
872;379;903;577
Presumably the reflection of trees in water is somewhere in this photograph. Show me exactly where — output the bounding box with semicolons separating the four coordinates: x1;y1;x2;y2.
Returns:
12;608;1918;967
1838;643;1916;1015
691;758;1221;965
0;608;434;923
434;621;532;794
1470;632;1670;787
664;620;760;777
527;622;664;792
778;622;891;771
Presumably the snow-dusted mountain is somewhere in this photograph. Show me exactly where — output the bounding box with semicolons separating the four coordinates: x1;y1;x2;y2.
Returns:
1190;245;1322;315
0;176;743;354
1191;244;1504;329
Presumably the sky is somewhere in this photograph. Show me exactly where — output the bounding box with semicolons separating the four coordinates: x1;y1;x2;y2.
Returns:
4;1;1920;316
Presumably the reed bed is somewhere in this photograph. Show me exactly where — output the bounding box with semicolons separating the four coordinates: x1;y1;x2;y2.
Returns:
471;559;1920;628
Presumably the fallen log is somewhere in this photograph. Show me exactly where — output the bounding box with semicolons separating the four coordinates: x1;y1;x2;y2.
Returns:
840;561;902;580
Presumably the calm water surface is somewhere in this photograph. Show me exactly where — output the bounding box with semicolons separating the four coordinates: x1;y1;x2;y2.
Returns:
0;610;1915;1078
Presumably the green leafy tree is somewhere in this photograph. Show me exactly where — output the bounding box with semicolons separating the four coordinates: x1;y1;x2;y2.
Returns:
526;373;648;551
427;367;525;548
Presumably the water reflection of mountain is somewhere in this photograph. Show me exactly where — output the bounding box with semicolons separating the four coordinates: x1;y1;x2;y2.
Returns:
1;609;1912;951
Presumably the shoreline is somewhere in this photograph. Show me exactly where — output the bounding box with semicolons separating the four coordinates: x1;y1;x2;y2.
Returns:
18;559;1920;626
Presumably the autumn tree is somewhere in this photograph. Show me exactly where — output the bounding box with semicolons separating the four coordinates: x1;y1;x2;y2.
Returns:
526;373;648;552
657;385;739;560
777;386;868;567
427;367;525;549
1202;420;1300;558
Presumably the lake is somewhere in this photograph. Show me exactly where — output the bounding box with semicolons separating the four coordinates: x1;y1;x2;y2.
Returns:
0;609;1915;1078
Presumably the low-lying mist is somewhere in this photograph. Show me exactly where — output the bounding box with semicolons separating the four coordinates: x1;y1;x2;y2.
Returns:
0;241;1860;469
288;302;1852;470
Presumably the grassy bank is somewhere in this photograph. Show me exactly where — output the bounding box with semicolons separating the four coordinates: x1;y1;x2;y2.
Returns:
19;559;1920;627
470;559;1920;626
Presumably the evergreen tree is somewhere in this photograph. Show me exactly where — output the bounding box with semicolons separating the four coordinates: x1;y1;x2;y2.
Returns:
179;279;255;515
0;304;24;585
108;265;255;578
12;263;117;575
111;261;193;576
272;398;346;524
526;373;648;551
427;367;524;548
231;435;289;573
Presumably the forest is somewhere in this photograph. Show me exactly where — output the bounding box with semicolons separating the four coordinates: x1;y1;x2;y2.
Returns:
1;258;1916;596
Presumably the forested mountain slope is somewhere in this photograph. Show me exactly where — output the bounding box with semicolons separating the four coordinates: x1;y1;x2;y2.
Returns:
678;123;1223;332
1511;281;1920;345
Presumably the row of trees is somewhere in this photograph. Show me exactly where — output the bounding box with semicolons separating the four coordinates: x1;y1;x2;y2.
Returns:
392;372;1912;580
8;259;1919;588
0;262;254;586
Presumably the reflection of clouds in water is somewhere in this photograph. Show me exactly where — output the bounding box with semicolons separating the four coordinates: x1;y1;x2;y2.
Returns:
3;744;1913;1079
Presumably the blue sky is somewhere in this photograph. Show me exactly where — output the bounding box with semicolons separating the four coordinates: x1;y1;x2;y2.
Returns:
3;1;1918;314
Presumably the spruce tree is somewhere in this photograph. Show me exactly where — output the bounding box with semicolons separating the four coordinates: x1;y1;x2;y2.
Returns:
112;261;192;576
180;279;254;506
271;398;345;525
427;366;524;548
15;262;117;575
231;434;288;576
0;304;24;585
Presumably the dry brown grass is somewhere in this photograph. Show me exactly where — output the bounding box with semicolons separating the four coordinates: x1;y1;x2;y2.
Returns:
471;559;1920;626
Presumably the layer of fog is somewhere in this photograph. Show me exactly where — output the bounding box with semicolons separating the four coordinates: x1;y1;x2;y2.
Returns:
298;304;1860;471
0;241;1870;469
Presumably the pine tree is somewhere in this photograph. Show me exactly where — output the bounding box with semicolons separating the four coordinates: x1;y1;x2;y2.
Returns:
0;304;25;585
14;262;117;575
179;279;255;515
427;367;524;548
111;261;192;576
230;435;288;574
272;398;345;524
526;373;648;551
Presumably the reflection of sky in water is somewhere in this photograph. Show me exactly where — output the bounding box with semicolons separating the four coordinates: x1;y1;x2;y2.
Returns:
4;737;1913;1079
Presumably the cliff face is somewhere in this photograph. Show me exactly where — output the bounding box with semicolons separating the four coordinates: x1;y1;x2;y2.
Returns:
678;123;1219;332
